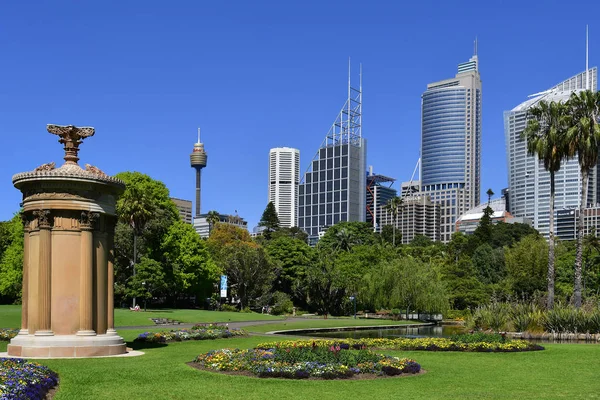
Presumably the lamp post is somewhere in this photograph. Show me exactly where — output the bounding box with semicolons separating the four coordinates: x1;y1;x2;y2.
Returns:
349;296;357;319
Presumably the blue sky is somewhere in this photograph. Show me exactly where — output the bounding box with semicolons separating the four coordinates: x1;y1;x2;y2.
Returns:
0;0;597;228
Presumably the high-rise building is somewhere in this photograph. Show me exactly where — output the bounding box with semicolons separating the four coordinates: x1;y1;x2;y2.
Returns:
193;212;248;238
298;66;367;241
366;167;397;230
269;147;300;228
504;67;598;237
377;194;440;243
171;198;193;224
190;128;208;217
421;47;482;243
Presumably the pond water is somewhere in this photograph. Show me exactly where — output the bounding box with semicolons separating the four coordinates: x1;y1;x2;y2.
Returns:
292;324;466;339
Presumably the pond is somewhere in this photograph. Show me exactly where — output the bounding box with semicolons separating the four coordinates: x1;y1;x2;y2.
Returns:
291;324;466;339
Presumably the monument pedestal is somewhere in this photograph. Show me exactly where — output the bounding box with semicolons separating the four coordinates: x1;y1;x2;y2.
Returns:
7;125;127;358
8;334;126;358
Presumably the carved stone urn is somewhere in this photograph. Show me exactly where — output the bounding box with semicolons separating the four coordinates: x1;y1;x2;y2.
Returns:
7;124;127;357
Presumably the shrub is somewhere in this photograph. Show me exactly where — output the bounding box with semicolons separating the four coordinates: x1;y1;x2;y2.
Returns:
220;304;238;312
509;302;540;333
270;291;293;315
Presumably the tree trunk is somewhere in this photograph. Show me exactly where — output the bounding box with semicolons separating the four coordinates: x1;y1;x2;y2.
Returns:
393;211;396;247
574;169;588;308
547;171;556;310
132;232;137;309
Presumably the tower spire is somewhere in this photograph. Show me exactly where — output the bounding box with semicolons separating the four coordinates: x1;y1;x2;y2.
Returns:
474;36;478;56
197;127;201;144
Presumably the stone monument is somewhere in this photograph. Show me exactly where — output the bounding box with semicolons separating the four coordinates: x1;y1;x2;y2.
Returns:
8;124;127;357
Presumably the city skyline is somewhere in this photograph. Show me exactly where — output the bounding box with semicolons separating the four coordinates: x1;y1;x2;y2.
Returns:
0;2;597;230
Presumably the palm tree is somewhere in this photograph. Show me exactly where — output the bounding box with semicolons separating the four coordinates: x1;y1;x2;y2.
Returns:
117;185;156;309
384;196;404;247
486;188;494;204
565;90;600;308
522;100;570;309
206;210;220;235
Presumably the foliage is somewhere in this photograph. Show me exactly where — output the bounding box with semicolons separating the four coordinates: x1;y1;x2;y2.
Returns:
0;358;58;399
266;236;315;304
0;214;23;302
361;257;448;316
258;202;280;239
442;257;487;310
468;301;511;332
161;219;220;296
126;257;166;303
303;251;348;316
318;222;377;251
473;205;494;245
270;227;309;243
504;234;548;297
220;304;239;312
566;90;600;308
471;244;505;284
541;303;600;334
270;291;294;315
257;338;543;353
193;345;421;379
134;325;246;343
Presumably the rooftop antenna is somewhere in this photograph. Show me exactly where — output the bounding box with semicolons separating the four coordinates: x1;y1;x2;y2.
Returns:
586;25;589;90
197;127;201;144
474;36;478;56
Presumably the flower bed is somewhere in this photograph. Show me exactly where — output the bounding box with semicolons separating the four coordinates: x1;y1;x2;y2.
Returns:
0;329;18;342
135;324;247;344
257;337;544;353
192;344;421;379
0;358;58;400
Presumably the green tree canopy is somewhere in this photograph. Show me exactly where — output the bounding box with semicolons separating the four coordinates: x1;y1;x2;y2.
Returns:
0;214;23;302
258;202;280;239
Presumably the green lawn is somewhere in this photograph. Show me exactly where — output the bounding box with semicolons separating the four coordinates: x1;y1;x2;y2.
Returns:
3;306;600;399
2;334;600;399
244;318;415;333
0;305;282;329
113;308;283;327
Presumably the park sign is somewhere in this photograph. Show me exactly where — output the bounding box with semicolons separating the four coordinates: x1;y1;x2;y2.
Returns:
220;275;227;298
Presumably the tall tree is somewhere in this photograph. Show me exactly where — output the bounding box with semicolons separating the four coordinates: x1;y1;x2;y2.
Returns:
566;90;600;308
258;202;280;239
0;214;23;303
206;210;220;235
115;171;179;308
384;196;404;246
522;100;570;309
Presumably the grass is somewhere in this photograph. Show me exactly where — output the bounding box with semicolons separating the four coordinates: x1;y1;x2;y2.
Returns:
244;318;415;333
0;305;283;329
2;334;600;399
3;306;600;398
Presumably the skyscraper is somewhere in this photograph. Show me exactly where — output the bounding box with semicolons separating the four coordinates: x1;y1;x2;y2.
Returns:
504;67;598;237
269;147;300;228
190;128;207;217
421;48;482;243
298;66;367;242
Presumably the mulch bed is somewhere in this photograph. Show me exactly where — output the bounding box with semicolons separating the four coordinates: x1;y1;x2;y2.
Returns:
186;362;426;380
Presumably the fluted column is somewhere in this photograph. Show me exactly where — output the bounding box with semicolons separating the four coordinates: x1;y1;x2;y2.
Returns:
106;218;116;334
95;230;108;334
19;213;30;335
34;210;53;336
78;211;98;336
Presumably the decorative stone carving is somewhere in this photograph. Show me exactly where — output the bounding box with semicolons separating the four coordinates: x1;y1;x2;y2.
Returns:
47;124;95;165
34;162;56;172
20;212;31;231
85;164;108;177
33;209;52;229
79;211;99;230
